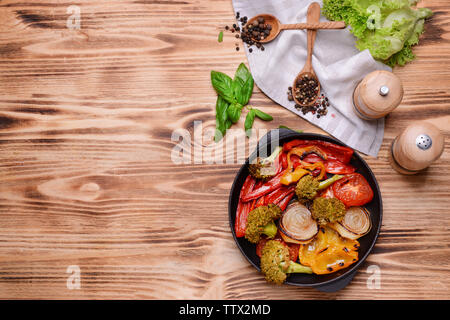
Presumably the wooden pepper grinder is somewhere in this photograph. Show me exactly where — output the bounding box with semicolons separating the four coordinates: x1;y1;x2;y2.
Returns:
353;70;404;120
389;121;445;175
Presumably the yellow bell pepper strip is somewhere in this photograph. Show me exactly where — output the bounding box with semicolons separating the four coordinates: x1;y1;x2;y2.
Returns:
298;226;359;274
281;146;328;185
302;161;326;180
281;162;326;185
286;146;327;170
281;167;309;185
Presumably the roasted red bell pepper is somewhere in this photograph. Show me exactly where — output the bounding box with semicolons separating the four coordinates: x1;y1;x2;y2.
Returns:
275;152;284;175
240;175;257;198
283;139;309;152
302;153;323;163
241;170;286;202
235;201;252;238
265;185;295;205
276;191;295;211
249;198;257;211
255;195;266;208
235;175;257;237
324;160;356;174
317;141;354;164
281;152;288;169
283;140;353;164
302;154;355;175
265;188;281;204
290;155;302;169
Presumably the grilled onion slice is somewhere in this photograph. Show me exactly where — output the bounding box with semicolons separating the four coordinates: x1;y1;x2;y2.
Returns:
331;207;371;240
279;202;318;244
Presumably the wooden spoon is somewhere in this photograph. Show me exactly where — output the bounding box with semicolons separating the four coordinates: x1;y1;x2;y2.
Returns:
292;2;321;107
246;13;345;44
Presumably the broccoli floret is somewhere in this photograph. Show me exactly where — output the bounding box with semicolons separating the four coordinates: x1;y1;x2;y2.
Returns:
311;197;346;225
260;240;313;285
296;174;344;202
248;146;282;180
296;175;320;200
245;204;282;243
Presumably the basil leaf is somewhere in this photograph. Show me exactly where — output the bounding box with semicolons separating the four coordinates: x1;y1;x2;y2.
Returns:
214;95;229;142
227;103;242;124
244;109;256;137
253;108;273;121
218;31;223;43
279;125;303;133
211;71;235;103
232;78;244;102
233;63;254;106
234;63;252;84
237;76;254;106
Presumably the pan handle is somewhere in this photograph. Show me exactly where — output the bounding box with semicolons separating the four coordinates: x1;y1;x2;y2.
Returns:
316;270;357;292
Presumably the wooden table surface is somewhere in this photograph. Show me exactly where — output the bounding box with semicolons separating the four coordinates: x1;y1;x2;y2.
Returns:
0;0;449;300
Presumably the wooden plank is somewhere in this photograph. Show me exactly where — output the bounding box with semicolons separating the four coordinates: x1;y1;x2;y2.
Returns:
0;0;449;299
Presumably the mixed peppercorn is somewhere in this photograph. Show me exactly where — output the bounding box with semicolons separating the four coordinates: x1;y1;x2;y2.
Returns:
288;88;330;118
221;12;330;119
223;12;271;52
292;75;320;105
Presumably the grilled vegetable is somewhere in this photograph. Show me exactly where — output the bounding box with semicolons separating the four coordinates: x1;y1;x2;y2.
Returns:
283;140;354;163
281;146;327;185
299;226;359;274
256;237;300;263
332;173;374;207
248;146;282;180
311;197;346;225
241;170;285;202
235;175;257;237
330;206;371;240
280;167;309;185
245;204;282;243
278;202;318;244
261;240;312;285
295;174;344;202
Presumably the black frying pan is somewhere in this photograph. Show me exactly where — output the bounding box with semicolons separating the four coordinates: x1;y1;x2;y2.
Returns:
228;129;382;292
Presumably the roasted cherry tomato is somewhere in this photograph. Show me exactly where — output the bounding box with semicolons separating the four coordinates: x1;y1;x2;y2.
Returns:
332;173;373;207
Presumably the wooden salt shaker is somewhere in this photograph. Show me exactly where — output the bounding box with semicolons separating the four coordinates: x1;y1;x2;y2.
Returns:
353;70;404;120
389;121;445;175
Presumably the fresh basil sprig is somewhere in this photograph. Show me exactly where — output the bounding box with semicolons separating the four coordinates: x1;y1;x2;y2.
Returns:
211;63;273;141
244;109;256;136
211;71;235;104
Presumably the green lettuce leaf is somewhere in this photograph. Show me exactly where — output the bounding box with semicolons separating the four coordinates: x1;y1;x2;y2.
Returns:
323;0;432;67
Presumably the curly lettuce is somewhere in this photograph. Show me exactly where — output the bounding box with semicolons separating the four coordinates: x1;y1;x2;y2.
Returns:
323;0;433;67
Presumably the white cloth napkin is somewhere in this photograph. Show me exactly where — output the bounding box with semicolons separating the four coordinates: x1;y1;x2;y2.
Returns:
232;0;392;157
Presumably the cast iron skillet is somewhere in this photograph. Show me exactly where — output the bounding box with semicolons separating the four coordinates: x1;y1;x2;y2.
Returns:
228;129;382;292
